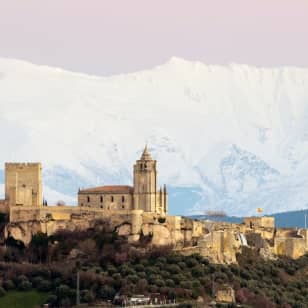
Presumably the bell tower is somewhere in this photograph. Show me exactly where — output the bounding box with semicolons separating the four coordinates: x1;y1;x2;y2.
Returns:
133;145;157;212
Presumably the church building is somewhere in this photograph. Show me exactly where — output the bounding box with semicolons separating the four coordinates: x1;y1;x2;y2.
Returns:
78;146;168;216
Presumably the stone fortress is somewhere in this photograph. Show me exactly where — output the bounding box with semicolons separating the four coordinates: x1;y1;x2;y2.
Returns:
78;146;167;216
0;146;308;263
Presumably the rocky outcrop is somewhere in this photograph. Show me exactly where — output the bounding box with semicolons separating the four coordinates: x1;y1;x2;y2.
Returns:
149;225;172;246
117;223;132;236
5;218;95;245
5;221;43;245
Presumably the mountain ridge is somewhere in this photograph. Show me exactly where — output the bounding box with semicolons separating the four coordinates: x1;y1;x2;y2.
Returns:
190;209;308;229
1;56;308;78
1;57;308;216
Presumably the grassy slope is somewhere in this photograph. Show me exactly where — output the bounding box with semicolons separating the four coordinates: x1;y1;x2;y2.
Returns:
0;290;48;308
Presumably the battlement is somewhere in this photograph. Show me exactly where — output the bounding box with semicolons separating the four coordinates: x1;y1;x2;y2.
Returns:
5;163;42;170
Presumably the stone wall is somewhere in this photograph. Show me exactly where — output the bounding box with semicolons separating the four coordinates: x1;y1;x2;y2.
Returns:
275;237;307;259
6;206;205;251
244;228;274;241
166;216;184;247
78;193;133;211
197;230;240;264
9;205;135;223
299;229;308;247
192;220;204;238
244;216;275;229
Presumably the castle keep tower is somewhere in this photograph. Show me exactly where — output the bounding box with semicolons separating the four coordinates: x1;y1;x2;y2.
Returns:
5;163;42;207
133;146;167;215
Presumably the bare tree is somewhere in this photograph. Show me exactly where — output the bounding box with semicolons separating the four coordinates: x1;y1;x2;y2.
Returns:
56;200;66;206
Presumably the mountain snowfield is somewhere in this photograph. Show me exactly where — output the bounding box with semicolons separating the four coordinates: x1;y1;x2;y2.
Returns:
1;57;308;216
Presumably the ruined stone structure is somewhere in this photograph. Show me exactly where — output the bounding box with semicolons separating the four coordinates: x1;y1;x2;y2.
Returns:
0;146;307;263
243;216;275;229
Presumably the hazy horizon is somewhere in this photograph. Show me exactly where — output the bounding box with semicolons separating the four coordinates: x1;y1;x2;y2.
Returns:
1;0;308;76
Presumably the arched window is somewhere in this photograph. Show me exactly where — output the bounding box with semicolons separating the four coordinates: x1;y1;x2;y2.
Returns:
122;196;125;202
100;205;103;209
100;196;103;203
111;196;114;202
87;196;90;202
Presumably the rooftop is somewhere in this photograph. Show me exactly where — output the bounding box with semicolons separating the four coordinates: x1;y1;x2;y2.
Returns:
79;185;133;194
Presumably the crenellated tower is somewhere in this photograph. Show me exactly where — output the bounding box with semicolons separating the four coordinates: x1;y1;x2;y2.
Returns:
133;145;167;215
5;163;42;207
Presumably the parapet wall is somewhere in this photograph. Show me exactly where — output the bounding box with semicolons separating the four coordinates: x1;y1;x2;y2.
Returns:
9;205;134;224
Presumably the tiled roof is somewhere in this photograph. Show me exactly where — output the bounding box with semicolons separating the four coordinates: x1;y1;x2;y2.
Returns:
79;185;133;194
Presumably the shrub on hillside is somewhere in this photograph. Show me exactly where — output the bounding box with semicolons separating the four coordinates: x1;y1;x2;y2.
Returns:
0;287;6;297
37;279;52;292
46;294;57;306
81;289;95;303
56;284;75;302
99;285;116;300
3;279;15;290
18;280;32;291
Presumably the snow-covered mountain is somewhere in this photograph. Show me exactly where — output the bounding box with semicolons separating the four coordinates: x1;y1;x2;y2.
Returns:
1;57;308;216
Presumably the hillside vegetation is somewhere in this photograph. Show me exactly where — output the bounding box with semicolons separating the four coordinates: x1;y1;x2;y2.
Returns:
0;222;307;307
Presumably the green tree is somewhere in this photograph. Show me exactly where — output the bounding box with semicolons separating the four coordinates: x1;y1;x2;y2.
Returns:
30;232;49;263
